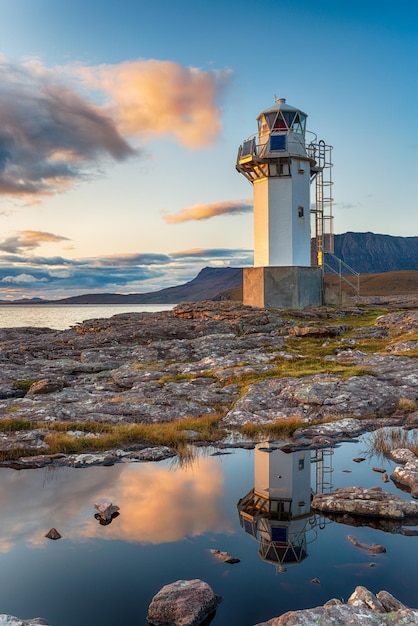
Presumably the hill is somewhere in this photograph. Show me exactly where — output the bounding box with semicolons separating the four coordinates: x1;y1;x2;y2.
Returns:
332;232;418;273
50;267;243;305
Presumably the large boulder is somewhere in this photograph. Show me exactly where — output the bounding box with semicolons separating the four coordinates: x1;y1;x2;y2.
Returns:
147;579;222;626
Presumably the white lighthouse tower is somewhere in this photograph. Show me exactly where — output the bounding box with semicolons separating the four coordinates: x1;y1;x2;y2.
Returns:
236;98;333;309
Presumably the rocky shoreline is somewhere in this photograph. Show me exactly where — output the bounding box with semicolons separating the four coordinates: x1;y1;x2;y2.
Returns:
0;300;417;466
1;299;418;624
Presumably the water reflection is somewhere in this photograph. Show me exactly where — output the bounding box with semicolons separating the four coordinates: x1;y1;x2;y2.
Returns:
238;443;334;572
0;456;232;552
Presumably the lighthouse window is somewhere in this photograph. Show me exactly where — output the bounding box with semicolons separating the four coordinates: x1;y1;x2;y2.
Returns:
291;113;306;134
270;135;287;151
265;112;277;129
273;112;287;130
282;111;296;128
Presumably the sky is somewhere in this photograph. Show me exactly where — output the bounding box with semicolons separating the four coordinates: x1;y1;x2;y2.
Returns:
0;0;417;300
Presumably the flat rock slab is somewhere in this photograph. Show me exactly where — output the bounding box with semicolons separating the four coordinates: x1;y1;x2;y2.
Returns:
312;486;418;519
147;579;222;626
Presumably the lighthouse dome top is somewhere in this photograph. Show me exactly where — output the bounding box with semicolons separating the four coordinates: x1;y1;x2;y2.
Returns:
257;98;307;135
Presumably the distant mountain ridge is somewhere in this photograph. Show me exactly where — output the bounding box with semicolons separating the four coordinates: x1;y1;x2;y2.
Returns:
333;232;418;273
0;267;243;305
1;233;417;304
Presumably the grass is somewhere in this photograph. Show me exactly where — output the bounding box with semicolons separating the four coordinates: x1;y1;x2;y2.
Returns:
239;416;306;439
365;427;418;459
0;419;34;431
12;379;38;392
222;358;373;392
0;414;227;461
398;398;418;413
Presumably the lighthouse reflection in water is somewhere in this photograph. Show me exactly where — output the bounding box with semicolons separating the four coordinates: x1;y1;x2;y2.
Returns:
238;443;333;572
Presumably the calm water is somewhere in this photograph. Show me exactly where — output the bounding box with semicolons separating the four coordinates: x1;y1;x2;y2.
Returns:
0;438;417;625
0;304;175;330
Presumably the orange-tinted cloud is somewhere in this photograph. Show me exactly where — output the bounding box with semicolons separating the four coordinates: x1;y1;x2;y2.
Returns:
77;60;231;148
0;230;70;253
0;456;232;552
163;199;253;224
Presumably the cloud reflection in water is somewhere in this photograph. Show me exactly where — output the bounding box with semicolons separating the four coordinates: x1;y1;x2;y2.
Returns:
0;456;232;552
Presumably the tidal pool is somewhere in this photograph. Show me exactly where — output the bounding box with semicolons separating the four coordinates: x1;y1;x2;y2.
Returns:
0;436;417;625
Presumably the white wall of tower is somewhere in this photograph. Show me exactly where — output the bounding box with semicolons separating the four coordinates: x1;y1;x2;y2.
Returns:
253;156;311;266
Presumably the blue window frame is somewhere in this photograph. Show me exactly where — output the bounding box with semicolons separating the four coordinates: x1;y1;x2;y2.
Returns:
270;135;287;151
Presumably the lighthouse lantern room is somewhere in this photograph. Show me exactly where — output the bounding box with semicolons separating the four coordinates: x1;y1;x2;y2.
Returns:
236;98;333;309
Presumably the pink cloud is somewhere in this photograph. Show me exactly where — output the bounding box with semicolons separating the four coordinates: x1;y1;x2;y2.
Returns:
163;199;253;223
77;60;231;148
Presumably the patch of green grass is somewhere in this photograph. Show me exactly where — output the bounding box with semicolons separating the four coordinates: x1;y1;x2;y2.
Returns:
365;427;418;459
0;419;34;431
46;422;113;434
12;379;37;392
158;372;215;384
41;414;226;456
0;447;34;462
239;416;307;439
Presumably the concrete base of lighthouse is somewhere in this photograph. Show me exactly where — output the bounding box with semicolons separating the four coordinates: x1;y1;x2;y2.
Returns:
243;266;322;309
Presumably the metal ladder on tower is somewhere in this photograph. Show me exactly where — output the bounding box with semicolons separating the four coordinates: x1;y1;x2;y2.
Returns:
309;140;360;300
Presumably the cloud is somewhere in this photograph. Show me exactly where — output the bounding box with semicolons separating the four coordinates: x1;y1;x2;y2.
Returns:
0;246;250;299
77;60;231;149
163;199;253;224
0;456;232;553
0;273;48;284
0;230;71;253
171;248;251;259
0;57;135;200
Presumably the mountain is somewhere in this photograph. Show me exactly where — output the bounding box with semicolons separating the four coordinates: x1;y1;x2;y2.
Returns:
332;232;418;274
1;233;417;305
46;267;243;305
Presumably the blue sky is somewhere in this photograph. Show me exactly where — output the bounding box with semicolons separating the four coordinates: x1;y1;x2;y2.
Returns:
0;0;417;299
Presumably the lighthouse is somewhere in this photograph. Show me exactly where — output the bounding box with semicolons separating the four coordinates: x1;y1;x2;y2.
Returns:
236;98;333;309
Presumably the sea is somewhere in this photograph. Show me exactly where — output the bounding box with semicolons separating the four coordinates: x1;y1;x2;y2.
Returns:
0;304;175;330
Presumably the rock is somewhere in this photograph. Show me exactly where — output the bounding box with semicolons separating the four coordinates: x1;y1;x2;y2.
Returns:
0;617;50;625
94;502;120;523
26;378;66;395
391;457;418;498
347;534;386;555
373;467;386;473
288;324;351;337
209;549;240;564
0;303;418;465
377;590;407;612
312;486;418;519
147;579;222;626
45;528;61;540
253;586;418;625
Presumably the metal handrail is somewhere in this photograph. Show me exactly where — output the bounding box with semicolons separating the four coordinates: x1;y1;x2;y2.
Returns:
324;253;360;297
